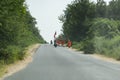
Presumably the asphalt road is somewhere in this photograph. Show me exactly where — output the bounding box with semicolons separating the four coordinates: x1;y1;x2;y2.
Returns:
4;44;120;80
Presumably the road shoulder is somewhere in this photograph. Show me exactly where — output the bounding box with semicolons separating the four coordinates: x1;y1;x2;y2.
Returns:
69;47;120;64
0;44;40;80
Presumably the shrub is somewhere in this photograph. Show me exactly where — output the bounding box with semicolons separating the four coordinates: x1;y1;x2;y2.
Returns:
72;41;81;50
94;36;120;60
0;45;23;64
81;39;95;54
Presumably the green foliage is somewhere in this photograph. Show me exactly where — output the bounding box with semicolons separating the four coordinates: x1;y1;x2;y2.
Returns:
0;0;44;64
90;18;120;59
107;0;120;20
94;36;120;60
80;39;95;54
0;62;6;77
72;42;81;50
59;0;120;60
59;0;96;41
0;45;22;64
72;40;95;54
90;18;120;38
96;0;107;18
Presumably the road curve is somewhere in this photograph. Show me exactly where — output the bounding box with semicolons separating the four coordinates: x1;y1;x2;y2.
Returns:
4;44;120;80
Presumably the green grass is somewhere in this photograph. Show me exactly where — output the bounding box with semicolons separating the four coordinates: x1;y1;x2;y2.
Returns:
72;42;81;50
0;61;7;77
94;36;120;60
0;43;40;78
72;36;120;60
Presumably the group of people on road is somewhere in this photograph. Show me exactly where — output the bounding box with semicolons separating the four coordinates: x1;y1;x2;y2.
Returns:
50;40;57;47
50;39;72;48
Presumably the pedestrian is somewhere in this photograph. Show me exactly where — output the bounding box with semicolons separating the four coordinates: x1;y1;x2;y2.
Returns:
50;40;53;44
54;40;57;47
67;40;72;48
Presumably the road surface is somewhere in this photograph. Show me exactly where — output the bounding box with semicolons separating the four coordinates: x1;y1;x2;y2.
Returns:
4;44;120;80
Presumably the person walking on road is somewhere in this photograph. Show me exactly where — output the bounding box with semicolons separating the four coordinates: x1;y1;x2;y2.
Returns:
50;40;53;44
67;40;72;48
54;40;57;47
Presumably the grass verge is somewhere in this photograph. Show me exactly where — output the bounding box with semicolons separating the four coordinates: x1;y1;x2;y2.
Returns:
0;44;40;80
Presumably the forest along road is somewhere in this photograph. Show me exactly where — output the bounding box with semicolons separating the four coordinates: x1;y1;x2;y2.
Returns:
4;44;120;80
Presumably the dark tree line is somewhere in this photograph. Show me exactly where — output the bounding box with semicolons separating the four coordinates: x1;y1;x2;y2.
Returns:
59;0;96;41
0;0;44;63
59;0;120;41
59;0;120;59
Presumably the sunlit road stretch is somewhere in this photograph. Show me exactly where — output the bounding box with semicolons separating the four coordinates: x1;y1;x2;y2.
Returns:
4;44;120;80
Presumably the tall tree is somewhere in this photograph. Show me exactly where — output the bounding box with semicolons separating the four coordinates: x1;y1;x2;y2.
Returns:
0;0;44;62
59;0;95;41
96;0;107;18
107;0;120;20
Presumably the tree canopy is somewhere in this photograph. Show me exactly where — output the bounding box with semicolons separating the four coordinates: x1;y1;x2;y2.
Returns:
59;0;120;59
0;0;44;63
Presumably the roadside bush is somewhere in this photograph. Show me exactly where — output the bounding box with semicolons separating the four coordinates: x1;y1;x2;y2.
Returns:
94;36;120;60
0;45;23;64
81;39;95;54
0;62;6;77
72;41;81;50
91;18;120;60
91;18;120;38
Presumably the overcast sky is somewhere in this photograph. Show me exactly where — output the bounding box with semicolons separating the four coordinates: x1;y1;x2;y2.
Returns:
26;0;111;42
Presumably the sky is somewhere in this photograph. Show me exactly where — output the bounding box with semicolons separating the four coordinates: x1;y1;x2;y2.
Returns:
26;0;111;42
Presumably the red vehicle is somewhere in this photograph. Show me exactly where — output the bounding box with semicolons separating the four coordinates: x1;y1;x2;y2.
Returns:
56;39;65;46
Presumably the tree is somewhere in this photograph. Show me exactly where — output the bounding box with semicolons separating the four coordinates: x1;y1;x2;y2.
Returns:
96;0;107;18
107;0;120;20
59;0;96;41
0;0;44;63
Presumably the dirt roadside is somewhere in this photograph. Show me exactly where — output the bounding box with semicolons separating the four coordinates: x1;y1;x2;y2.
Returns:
0;44;40;80
91;54;120;64
69;47;120;64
